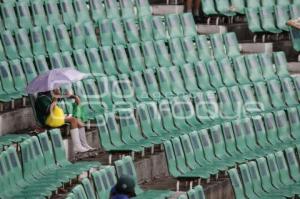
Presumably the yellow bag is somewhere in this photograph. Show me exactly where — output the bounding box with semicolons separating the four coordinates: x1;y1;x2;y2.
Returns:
45;106;65;128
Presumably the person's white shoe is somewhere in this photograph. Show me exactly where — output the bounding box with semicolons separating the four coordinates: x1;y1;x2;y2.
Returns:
70;128;89;153
79;127;96;151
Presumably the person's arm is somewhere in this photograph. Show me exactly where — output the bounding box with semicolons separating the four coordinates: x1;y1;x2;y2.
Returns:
65;90;81;105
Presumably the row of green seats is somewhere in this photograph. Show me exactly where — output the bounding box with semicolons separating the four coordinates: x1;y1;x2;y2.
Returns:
0;25;237;68
57;51;294;121
229;146;300;198
164;106;300;181
62;51;289;110
95;76;300;156
0;0;152;31
0;133;30;151
202;0;298;16
0;129;101;198
246;4;300;33
176;185;205;199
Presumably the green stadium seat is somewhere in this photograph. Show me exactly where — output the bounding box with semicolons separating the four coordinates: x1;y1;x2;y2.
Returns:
253;82;273;111
21;57;38;83
71;23;86;50
124;18;140;43
201;0;217;15
74;0;90;23
180;63;200;93
293;76;300;101
120;0;136;19
210;34;227;59
136;103;166;143
194;92;213;124
112;19;127;45
260;7;282;33
258;53;277;80
289;4;300;19
45;0;62;25
289;27;300;51
169;66;186;95
31;0;48;27
169;38;185;66
100;46;118;75
181;37;199;63
15;29;33;58
195;35;213;61
152;16;168;41
89;0;106;23
231;0;245;14
273;51;289;77
223;32;240;57
112;45;130;73
86;48;104;76
180;13;197;37
205;91;220;121
128;43;146;71
114;156;172;198
217;87;235;118
16;1;33;29
131;71;150;101
83;22;98;48
247;0;260;9
135;0;152;17
157;67;173;97
71;184;88;199
166;14;184;38
43;25;59;54
0;40;5;61
217;57;237;86
119;74;135;103
55;24;72;52
154;39;172;67
194;61;213;90
104;0;120;19
141;41;158;68
73;49;92;73
2;31;19;60
228;86;244;114
240;84;260;113
215;0;236;16
267;79;286;108
287;107;300;140
92;166;117;199
31;27;47;56
232;55;250;84
49;52;64;69
81;178;96;199
275;5;290;31
139;16;154;42
61;51;76;68
108;75;125;105
0;61;23;99
60;0;76;27
246;8;263;33
34;55;49;74
206;60;223;88
1;2;18;31
99;20;113;46
281;77;298;106
245;54;264;82
82;79;104;113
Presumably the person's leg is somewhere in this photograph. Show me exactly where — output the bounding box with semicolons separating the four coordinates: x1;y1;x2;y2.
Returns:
65;116;89;153
76;118;95;150
186;0;193;13
193;0;201;17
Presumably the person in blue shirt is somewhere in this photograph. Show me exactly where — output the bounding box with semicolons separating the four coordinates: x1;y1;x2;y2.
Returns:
110;175;136;199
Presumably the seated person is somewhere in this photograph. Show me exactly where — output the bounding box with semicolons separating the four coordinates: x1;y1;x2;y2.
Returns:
35;88;94;153
110;176;136;199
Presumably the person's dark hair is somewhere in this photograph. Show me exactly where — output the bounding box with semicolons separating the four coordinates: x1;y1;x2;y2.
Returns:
114;175;136;197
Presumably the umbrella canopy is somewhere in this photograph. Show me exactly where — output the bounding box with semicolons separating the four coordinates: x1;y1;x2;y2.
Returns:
26;68;88;94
